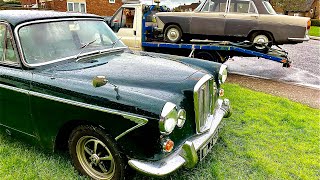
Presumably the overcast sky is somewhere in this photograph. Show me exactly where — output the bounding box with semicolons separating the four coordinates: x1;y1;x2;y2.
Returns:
140;0;202;8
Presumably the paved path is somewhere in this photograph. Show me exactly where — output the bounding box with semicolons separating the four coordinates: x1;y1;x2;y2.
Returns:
225;40;320;88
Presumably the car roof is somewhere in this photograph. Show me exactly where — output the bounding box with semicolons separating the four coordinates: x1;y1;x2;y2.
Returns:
0;10;103;27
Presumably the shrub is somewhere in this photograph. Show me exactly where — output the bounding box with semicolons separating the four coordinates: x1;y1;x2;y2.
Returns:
311;19;320;26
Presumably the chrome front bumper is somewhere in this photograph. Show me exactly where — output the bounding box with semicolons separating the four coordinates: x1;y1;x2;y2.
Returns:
288;35;310;41
128;99;232;176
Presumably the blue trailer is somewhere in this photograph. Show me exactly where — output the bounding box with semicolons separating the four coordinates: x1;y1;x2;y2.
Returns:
107;3;291;67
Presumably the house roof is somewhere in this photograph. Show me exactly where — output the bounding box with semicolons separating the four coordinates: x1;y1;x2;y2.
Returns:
0;10;102;27
178;2;201;10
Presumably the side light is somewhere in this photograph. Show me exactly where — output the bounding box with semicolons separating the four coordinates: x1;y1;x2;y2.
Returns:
163;139;174;153
159;102;178;134
177;109;186;128
218;64;228;84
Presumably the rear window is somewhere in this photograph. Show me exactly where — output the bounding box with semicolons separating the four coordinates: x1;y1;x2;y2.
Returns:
262;0;276;14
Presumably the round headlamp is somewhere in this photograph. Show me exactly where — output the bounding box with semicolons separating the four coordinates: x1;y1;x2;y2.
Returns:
159;102;178;134
177;109;186;128
218;64;228;84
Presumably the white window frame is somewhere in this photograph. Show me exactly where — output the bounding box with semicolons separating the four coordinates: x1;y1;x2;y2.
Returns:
109;0;115;4
67;2;87;13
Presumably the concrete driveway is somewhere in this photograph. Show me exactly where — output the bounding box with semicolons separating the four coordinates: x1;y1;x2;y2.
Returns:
225;40;320;89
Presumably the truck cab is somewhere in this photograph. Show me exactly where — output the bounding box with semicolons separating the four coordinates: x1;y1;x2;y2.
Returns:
108;3;144;50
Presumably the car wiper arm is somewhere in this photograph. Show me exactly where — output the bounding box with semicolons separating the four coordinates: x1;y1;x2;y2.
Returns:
75;39;98;61
111;37;122;48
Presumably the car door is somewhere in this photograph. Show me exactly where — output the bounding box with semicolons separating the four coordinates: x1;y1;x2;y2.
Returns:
110;6;141;50
0;23;35;138
190;0;228;36
224;0;259;37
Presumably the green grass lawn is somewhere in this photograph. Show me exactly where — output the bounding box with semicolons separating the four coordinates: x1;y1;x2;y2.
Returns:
0;84;319;179
309;26;320;37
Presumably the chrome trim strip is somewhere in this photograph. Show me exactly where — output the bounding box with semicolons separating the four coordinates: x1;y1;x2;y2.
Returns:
115;121;147;141
128;98;232;176
0;83;148;139
0;123;37;138
14;18;127;68
288;35;310;41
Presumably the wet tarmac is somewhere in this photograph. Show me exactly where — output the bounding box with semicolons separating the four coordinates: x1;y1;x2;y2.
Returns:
225;40;320;89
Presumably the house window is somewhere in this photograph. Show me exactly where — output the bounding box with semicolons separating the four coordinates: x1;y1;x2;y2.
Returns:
67;2;86;13
109;0;115;4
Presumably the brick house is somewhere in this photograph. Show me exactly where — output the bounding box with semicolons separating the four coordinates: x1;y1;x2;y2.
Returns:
20;0;123;16
175;1;201;12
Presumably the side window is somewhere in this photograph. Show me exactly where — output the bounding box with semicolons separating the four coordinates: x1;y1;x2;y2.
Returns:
0;24;18;64
111;8;136;32
203;0;228;12
229;0;257;14
121;8;135;28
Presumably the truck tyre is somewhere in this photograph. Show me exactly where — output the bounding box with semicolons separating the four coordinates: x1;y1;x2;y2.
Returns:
164;25;182;43
250;32;273;53
195;51;222;63
69;125;127;180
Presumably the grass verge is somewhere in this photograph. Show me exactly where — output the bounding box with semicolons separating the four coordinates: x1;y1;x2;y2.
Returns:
0;84;319;179
309;26;320;37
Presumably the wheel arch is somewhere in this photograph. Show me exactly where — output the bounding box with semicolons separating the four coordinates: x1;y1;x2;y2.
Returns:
248;30;275;42
163;22;184;34
54;119;103;152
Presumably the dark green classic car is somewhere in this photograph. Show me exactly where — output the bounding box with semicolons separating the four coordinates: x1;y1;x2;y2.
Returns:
0;10;231;179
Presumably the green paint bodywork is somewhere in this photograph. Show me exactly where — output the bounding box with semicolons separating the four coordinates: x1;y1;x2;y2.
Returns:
0;13;223;161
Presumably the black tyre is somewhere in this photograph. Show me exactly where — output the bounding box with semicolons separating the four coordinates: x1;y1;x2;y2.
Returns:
249;32;273;52
195;51;223;63
164;25;182;43
68;125;126;180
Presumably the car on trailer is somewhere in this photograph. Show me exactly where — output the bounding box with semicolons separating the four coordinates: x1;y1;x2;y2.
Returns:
0;10;231;179
107;2;291;67
155;0;311;51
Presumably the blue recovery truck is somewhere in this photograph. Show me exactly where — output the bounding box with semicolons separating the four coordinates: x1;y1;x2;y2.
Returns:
106;3;291;67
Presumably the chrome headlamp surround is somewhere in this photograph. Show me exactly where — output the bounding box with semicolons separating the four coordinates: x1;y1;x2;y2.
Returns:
177;109;186;128
218;64;228;84
159;102;178;134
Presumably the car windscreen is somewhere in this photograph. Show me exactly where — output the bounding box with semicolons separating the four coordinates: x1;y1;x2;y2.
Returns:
262;0;276;14
18;20;126;65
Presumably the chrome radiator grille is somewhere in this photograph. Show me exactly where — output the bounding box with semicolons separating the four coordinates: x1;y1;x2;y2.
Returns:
194;75;216;133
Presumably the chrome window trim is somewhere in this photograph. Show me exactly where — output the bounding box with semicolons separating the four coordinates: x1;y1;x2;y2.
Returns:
0;21;21;68
14;18;127;68
193;74;214;134
227;0;259;14
0;82;148;140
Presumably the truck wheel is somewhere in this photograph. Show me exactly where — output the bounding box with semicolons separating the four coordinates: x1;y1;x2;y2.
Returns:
250;32;273;52
164;25;182;43
195;51;222;63
68;125;127;180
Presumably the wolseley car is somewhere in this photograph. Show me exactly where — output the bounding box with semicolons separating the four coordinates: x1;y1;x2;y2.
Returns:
0;11;231;179
156;0;311;51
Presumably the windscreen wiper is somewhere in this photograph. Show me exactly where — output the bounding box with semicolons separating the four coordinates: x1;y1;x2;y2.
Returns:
111;37;122;48
75;39;98;61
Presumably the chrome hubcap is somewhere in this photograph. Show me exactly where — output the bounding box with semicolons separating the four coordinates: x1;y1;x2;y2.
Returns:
253;34;269;50
167;28;180;41
76;136;115;180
